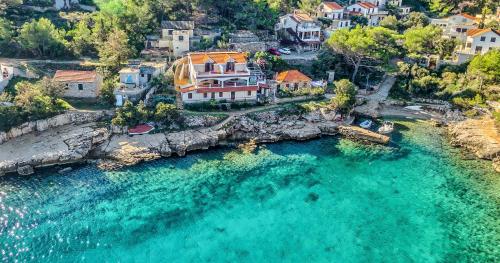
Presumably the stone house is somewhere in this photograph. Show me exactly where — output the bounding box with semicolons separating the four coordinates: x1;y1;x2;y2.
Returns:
53;70;102;99
143;21;195;58
275;70;312;91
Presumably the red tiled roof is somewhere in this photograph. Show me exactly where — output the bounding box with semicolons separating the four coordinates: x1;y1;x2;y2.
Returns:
459;13;478;21
189;52;247;64
292;11;314;22
275;70;312;83
53;70;97;83
358;2;377;9
467;28;499;37
323;2;343;10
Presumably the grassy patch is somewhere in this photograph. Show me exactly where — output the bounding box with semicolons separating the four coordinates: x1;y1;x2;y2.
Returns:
493;111;500;129
65;98;113;111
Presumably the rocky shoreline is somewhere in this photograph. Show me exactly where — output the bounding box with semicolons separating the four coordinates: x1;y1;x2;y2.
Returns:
448;116;500;172
0;110;389;176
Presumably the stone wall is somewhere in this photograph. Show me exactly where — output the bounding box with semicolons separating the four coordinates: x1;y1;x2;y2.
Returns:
0;111;108;145
229;41;279;53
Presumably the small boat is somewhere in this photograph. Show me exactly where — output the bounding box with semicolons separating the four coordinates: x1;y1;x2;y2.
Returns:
359;120;373;129
128;124;155;135
378;121;394;134
404;105;423;111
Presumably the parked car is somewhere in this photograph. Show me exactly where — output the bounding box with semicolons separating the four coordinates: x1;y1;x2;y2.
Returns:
278;48;291;55
267;48;281;56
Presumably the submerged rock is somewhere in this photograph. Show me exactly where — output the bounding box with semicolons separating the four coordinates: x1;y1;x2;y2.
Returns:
17;165;34;176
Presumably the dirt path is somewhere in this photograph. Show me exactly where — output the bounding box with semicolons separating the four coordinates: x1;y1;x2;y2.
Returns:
354;75;397;117
0;58;96;65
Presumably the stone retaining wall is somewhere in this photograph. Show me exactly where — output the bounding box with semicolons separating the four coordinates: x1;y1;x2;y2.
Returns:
0;111;108;145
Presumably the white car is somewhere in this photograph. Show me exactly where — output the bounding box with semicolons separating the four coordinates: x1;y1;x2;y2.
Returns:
278;48;291;55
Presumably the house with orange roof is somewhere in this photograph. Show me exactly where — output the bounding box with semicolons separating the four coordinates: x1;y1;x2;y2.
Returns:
431;13;479;42
275;10;322;50
275;70;312;91
53;70;102;99
363;0;388;8
455;28;499;63
315;2;351;34
346;2;388;26
174;52;269;104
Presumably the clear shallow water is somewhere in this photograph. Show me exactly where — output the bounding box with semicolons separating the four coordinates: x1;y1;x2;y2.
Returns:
0;121;499;262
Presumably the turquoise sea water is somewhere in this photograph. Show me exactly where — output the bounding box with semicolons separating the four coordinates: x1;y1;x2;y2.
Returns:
0;121;499;262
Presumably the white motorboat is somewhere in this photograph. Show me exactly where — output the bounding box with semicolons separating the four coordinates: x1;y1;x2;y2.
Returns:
378;121;394;134
359;120;373;129
404;105;423;111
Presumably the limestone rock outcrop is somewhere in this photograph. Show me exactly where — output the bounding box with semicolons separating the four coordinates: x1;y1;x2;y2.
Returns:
0;111;109;145
1;110;391;175
448;117;500;172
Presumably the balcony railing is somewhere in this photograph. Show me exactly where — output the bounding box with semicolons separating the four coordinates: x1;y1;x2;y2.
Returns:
198;82;249;88
195;69;250;77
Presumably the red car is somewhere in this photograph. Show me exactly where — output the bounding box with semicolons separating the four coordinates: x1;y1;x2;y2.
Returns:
267;48;281;56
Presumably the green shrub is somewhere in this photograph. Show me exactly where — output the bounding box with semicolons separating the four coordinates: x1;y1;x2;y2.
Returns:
463;109;479;118
0;106;27;132
451;94;485;110
154;102;179;125
493;111;500;129
278;87;325;98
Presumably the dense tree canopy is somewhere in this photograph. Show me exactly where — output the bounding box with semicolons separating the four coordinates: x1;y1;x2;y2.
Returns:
467;50;500;88
98;29;134;70
298;0;320;14
17;18;68;58
401;12;429;29
326;26;400;81
0;17;13;50
68;19;94;57
402;25;442;58
331;79;357;115
379;15;399;31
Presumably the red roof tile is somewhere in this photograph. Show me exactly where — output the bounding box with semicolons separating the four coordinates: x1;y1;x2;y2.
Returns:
53;70;97;83
292;11;314;22
358;2;377;9
459;13;478;21
467;28;499;37
189;52;247;64
275;70;312;83
323;2;343;10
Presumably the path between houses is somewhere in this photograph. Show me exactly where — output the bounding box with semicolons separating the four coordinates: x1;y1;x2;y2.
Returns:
0;58;96;66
